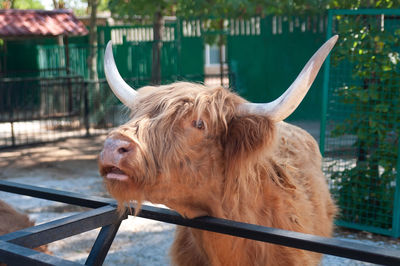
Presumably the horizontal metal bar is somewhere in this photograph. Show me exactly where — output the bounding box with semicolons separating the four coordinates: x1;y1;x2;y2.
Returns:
0;112;81;123
0;180;114;208
0;205;123;248
0;75;83;83
0;240;80;266
0;136;94;151
2;181;399;265
134;205;400;266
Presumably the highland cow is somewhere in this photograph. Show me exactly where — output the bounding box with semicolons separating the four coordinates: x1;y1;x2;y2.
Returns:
99;36;338;265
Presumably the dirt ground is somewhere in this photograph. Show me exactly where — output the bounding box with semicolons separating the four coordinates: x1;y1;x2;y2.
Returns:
0;136;106;186
0;135;399;265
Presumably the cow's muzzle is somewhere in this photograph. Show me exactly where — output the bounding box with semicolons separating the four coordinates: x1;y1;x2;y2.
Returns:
99;137;135;181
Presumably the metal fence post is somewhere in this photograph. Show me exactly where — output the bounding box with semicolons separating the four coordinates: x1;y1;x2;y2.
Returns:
6;83;16;147
85;219;125;266
84;81;90;136
10;122;15;147
393;136;400;238
319;9;333;155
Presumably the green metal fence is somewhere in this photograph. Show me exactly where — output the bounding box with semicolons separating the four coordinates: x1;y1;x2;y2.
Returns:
35;22;204;83
2;17;329;121
321;9;400;238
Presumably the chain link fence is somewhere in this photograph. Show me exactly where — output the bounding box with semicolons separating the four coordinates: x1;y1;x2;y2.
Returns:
321;9;400;238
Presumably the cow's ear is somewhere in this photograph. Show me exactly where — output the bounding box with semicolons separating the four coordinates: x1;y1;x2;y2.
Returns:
222;116;297;192
222;115;276;164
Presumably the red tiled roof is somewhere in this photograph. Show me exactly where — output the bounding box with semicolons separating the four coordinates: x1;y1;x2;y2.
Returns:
0;9;88;38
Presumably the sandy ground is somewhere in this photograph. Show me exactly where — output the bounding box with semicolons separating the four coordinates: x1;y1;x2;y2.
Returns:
0;135;399;265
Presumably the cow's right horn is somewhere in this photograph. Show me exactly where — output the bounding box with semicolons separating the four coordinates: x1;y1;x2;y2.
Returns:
104;41;137;107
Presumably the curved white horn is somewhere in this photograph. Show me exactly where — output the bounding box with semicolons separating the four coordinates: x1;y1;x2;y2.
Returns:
104;41;137;107
238;35;338;121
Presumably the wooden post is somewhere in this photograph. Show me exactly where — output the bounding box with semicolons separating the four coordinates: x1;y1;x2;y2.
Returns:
152;10;164;85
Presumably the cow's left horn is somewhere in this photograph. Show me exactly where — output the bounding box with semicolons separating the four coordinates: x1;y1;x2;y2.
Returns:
237;35;338;121
104;41;137;107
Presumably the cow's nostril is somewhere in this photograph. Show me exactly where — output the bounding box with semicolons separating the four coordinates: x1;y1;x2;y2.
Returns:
102;137;133;158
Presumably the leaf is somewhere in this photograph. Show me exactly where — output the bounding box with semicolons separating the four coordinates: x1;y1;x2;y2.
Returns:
374;103;389;113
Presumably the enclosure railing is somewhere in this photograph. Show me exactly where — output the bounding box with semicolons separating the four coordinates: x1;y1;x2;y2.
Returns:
0;180;399;266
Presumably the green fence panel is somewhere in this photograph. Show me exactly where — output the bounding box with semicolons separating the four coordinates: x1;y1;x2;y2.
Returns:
227;16;326;121
321;9;400;238
1;36;86;76
32;23;203;84
178;20;204;81
6;18;327;121
5;40;40;75
98;23;185;84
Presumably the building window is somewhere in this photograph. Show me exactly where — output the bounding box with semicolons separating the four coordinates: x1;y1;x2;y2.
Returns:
205;44;225;66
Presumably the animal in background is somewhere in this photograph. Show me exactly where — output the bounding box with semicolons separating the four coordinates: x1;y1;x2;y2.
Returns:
0;200;50;265
0;199;34;235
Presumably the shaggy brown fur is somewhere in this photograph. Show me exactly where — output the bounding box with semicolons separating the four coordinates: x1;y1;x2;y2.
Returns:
0;200;49;265
99;82;336;266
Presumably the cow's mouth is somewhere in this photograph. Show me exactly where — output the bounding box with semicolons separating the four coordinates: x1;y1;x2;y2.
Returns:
102;166;129;181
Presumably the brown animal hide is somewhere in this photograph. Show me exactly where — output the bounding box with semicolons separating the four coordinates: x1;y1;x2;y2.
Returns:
0;200;50;265
99;35;338;266
99;82;336;266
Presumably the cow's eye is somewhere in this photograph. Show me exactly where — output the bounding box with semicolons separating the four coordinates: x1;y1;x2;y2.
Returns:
191;119;205;130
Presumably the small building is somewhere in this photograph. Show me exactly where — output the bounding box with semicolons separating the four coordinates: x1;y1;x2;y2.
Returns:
0;9;88;75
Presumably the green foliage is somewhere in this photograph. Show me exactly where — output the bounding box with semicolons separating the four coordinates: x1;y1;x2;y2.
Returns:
329;14;400;229
0;0;44;9
108;0;175;22
176;0;258;18
253;0;330;15
15;0;43;9
97;0;109;12
330;0;399;9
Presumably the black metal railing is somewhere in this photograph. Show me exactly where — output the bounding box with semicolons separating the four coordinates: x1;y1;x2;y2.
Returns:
0;180;399;266
0;75;89;149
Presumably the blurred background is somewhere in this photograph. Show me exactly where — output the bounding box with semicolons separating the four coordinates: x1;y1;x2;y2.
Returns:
0;0;400;265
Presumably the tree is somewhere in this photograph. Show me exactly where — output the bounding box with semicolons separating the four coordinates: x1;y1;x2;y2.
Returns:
52;0;65;9
87;0;99;82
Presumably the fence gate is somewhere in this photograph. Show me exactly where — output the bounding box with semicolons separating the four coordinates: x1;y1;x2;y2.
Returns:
0;75;90;149
320;9;400;238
